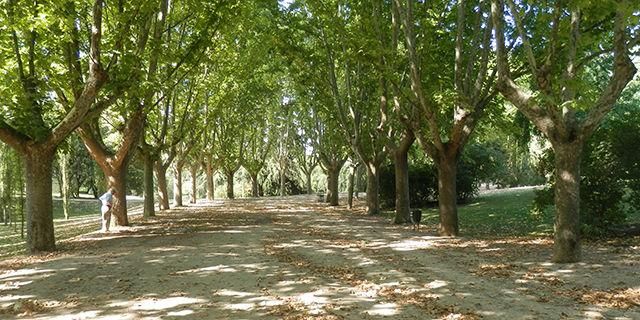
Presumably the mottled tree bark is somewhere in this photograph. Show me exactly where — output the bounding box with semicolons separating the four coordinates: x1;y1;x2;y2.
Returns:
189;164;198;204
205;160;215;201
552;142;582;262
24;147;56;252
392;131;415;224
142;150;155;218
106;168;129;226
326;166;340;206
436;155;459;236
249;172;259;197
225;170;235;199
173;163;184;207
364;164;381;215
155;161;170;210
347;163;358;209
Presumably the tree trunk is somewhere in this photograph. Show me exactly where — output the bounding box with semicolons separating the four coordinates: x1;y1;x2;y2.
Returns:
365;163;380;215
59;152;70;220
437;155;459;236
78;123;138;227
155;161;170;210
20;184;24;238
552;142;583;263
173;164;183;207
250;173;259;197
205;161;214;201
225;170;235;199
306;171;313;195
279;168;286;197
393;147;411;224
1;164;10;225
142;151;155;218
104;167;129;226
326;166;340;206
24;148;56;253
354;165;360;199
347;164;356;209
190;164;198;204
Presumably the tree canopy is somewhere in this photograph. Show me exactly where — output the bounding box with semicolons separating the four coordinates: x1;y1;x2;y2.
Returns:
0;0;638;263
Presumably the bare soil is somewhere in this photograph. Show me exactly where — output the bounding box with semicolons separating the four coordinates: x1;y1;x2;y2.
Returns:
0;195;638;319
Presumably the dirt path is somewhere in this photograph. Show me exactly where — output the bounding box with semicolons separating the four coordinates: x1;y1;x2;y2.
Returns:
0;196;638;319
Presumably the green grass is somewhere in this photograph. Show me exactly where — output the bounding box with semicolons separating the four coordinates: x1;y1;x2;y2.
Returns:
0;198;143;259
411;187;640;238
418;187;555;238
52;198;103;220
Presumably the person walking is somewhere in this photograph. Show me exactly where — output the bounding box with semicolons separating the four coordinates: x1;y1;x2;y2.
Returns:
99;188;115;232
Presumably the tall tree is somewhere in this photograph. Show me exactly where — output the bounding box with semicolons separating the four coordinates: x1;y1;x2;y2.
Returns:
0;0;108;252
492;0;638;262
314;1;390;214
291;105;320;195
78;0;165;225
80;0;230;223
214;112;245;199
153;80;199;210
172;139;199;206
280;1;387;212
315;112;350;206
200;0;283;199
244;113;275;197
395;0;498;235
373;0;416;224
56;148;71;220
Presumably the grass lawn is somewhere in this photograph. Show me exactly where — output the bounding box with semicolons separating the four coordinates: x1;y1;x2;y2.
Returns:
414;186;640;238
0;197;143;258
417;187;553;238
52;197;102;220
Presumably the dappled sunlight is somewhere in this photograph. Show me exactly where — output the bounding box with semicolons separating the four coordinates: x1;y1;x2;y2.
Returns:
129;296;207;311
366;302;399;316
0;268;59;280
0;280;33;290
150;245;193;252
215;289;256;298
425;280;449;290
387;238;437;251
35;310;102;320
176;264;239;274
167;309;196;316
176;263;269;275
0;294;35;303
0;195;637;319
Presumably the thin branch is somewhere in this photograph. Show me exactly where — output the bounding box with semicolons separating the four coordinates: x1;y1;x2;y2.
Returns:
561;9;580;103
582;6;637;138
505;0;538;78
454;0;466;93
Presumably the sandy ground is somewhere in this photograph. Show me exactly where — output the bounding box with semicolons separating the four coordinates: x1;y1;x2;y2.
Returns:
0;195;638;319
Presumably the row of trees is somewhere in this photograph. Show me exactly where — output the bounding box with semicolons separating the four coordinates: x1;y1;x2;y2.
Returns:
0;0;637;263
276;0;638;263
0;0;243;252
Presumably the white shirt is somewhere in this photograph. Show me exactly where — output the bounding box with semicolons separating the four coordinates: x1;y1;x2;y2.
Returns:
99;191;113;207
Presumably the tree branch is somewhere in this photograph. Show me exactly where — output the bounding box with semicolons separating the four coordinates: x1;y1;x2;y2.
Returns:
582;6;638;138
505;0;538;78
49;0;108;147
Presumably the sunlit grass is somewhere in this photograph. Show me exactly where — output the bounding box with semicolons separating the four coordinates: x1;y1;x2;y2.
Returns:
413;187;640;238
0;198;143;258
418;187;555;238
52;198;101;220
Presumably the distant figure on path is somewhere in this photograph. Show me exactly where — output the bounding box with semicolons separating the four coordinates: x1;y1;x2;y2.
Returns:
411;209;422;232
99;188;116;232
